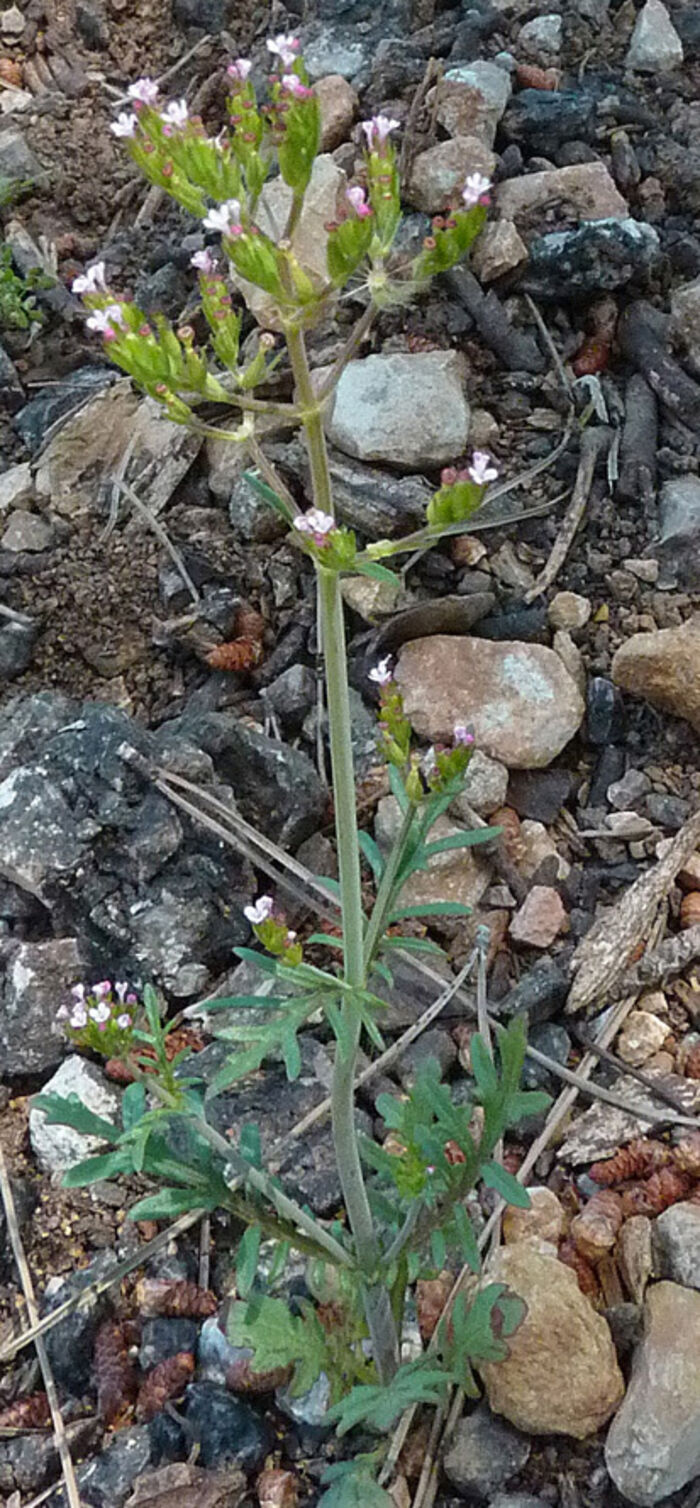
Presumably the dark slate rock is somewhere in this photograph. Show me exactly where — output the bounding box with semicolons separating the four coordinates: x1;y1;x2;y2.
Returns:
523;219;660;299
183;1382;271;1471
172;0;227;26
503;90;595;151
474;603;548;642
43;1252;120;1394
175;709;325;847
587;744;626;808
14;367;116;453
0;617;37;678
507;769;572;823
77;1427;152;1508
586;677;626;745
263;663;317;729
645;792;690;830
522;1022;571;1094
0;1419;100;1497
139;1318;200;1371
148;1411;187;1466
676;6;700;56
443;1401;531;1498
495;957;570;1024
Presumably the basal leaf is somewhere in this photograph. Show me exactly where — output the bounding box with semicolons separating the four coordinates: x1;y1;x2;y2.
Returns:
32;1093;120;1145
236;1224;262;1299
480;1160;531;1209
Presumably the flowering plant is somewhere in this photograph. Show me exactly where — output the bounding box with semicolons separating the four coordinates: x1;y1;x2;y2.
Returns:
40;46;548;1504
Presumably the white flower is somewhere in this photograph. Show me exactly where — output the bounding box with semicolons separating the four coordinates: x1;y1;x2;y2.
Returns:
93;980;112;998
71;983;86;1003
280;73;313;98
362;114;400;149
461;172;491;208
227;58;252;83
191;248;216;273
89;1003;111;1025
72;261;108;296
267;33;300;68
294;508;335;538
346;185;371;218
161;99;189;128
202;199;242;235
128;77;160;105
56;1003;70;1021
368;656;393;686
116;1014;132;1030
244;895;275;925
69;1004;88;1029
114;981;129;1002
453;723;474;747
86;304;126;336
468;450;498;486
111;112;138;138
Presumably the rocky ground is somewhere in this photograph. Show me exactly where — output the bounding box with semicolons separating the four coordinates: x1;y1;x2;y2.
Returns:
2;0;700;1504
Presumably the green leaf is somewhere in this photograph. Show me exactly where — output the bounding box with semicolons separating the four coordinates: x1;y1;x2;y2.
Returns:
319;1468;393;1508
470;1034;499;1099
62;1150;133;1187
196;995;294;1012
228;1294;328;1397
421;827;500;860
430;1228;447;1269
32;1094;120;1145
122;1082;146;1132
242;469;295;523
388;764;410;813
233;947;281;976
480;1160;531;1208
388;901;472;922
239;1122;262;1168
306;933;345;950
236;1225;262;1299
453;1203;481;1274
439;1285;525;1382
353;558;401;587
143;982;163;1039
358;831;384;881
327;1360;448;1436
128;1187;211;1222
380;935;445;956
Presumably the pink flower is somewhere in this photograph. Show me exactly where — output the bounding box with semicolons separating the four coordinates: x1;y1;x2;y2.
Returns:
93;980;112;998
453;723;474;747
69;1004;88;1029
116;1014;132;1030
227;58;252;83
280;73;314;99
111;112;137;138
244;895;275;925
71;983;86;1003
191;248;216;274
293;508;335;546
267;33;300;68
346;185;372;218
86;304;125;339
362;114;399;150
461;172;491;208
468;451;498;486
161;99;189;129
128;77;160;106
126;992;138;1005
72;261;108;296
89;1003;111;1025
368;656;393;687
203;199;243;235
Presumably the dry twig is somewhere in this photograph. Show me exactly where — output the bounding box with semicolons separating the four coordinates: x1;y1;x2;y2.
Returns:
525;424;610;602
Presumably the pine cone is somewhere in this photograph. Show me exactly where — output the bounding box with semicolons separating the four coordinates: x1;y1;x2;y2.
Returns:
570;1190;623;1263
589;1138;672;1186
135;1278;218;1319
206;638;264;671
620;1167;694;1218
136;1353;195;1420
0;1393;51;1429
94;1320;138;1425
558;1238;600;1301
673;1131;700;1177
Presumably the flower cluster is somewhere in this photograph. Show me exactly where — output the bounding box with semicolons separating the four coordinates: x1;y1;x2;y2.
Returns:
426;723;476;791
58;980;139;1057
427;451;499;529
244;896;302;966
369;658;414;774
293;508;336;547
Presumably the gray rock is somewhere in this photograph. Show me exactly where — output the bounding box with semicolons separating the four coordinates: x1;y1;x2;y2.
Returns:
657;474;700;588
524;218;660;297
1;509;55;552
183;1381;271;1469
437;61;512;146
0;462;33;513
0;126;41;180
139;1317;199;1370
626;0;683;72
29;1055;121;1173
41;1251;119;1398
453;748;508;818
0;619;37;678
0;1420;100;1497
396;1027;457;1088
653;1203;700;1288
408;136;496;215
489;1498;548;1508
605;1282;700;1505
503;90;595;153
129;887;235;998
264;664;317;729
0;764;88;898
172;0;226;27
1;938;85;1075
14;367;115;454
443;1401;531;1498
326;351;470;469
669;275;700;370
179;709;325;847
276;1371;332;1428
303;29;370;81
228;474;287;542
607;768;651;810
65;1427;152;1508
518;13;562;55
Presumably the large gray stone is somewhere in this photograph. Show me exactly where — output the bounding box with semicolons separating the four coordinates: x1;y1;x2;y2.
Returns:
432;61;511;146
605;1283;700;1505
626;0;683;71
0;766;86;898
407;136;496;215
1;938;85;1075
612;617;700;732
653;1202;700;1288
325;351;470;469
396;636;584;768
29;1055;121;1174
657;475;700;587
443;1401;530;1498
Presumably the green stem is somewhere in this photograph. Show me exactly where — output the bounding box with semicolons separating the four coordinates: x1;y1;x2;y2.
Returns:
363;803;417;972
286;321;400;1382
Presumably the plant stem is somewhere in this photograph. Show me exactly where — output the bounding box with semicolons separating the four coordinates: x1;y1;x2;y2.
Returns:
286;321;400;1382
363;803;417;971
